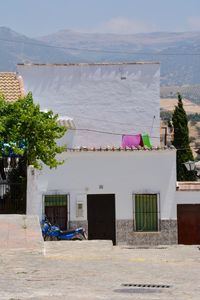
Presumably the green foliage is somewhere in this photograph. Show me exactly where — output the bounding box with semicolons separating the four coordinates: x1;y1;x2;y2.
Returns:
187;113;200;122
172;93;196;181
160;110;173;121
160;110;200;123
0;93;67;169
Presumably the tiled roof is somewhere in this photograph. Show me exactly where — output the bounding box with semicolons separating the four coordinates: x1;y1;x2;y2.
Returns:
0;72;24;102
66;145;175;152
176;182;200;191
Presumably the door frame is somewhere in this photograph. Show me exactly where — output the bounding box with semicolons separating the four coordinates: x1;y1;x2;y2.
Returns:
177;204;200;245
87;193;116;245
42;193;70;228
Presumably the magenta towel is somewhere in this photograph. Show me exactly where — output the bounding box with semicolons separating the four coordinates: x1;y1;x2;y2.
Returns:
122;134;143;148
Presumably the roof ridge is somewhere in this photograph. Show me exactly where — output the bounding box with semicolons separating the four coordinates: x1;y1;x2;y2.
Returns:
17;61;160;67
66;146;175;152
0;72;17;75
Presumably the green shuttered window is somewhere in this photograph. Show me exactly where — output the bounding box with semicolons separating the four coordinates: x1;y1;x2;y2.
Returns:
135;194;159;232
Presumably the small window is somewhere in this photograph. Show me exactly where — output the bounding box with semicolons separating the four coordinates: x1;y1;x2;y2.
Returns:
134;194;159;232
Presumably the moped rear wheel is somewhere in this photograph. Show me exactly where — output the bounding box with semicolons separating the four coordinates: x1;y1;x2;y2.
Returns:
71;234;84;241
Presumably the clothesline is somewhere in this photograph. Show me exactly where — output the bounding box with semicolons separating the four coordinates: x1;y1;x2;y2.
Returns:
122;133;152;149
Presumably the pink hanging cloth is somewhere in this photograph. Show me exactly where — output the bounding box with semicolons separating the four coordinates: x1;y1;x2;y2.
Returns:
122;134;143;148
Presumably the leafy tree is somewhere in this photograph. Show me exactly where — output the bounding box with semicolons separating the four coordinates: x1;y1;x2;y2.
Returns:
0;92;67;169
172;93;196;181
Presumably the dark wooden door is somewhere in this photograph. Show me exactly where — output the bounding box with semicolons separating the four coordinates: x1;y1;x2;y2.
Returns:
177;204;200;245
87;194;116;245
45;206;67;230
44;195;68;230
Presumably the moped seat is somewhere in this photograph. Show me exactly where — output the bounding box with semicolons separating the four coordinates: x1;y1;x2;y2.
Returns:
60;229;76;235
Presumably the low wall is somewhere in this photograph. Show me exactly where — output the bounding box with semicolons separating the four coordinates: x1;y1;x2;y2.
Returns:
70;219;177;246
116;219;177;245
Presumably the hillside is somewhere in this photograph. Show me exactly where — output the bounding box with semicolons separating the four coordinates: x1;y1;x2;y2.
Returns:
0;27;75;71
161;98;200;114
161;85;200;104
1;26;200;86
39;30;200;85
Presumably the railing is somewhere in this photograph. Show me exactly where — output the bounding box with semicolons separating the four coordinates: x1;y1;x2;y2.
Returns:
0;182;26;214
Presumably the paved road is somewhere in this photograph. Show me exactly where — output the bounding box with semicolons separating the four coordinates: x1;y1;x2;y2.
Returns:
0;216;199;299
0;241;200;299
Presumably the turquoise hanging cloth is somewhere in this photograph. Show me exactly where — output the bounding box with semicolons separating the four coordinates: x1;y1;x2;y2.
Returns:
142;134;152;148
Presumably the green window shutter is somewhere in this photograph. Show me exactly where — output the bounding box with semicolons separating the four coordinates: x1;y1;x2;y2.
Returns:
45;195;68;207
135;194;158;232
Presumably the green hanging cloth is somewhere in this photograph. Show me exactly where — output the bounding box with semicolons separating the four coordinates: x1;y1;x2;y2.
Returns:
142;134;152;148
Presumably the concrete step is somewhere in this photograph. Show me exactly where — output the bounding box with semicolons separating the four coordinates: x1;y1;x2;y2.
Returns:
0;214;43;253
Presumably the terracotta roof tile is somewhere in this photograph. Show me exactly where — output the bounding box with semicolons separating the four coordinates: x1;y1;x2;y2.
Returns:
66;145;175;152
0;72;24;102
176;182;200;191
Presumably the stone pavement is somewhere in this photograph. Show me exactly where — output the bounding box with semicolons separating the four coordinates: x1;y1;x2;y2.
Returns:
0;216;200;299
0;241;200;299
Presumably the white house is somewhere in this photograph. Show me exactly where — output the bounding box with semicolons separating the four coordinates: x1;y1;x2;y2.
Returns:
18;62;200;245
17;62;160;148
27;148;177;245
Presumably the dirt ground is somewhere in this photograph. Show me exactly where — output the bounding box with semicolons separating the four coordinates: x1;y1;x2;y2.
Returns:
160;98;200;114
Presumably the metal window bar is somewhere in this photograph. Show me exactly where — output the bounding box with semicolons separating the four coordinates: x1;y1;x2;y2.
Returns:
135;194;158;232
0;182;26;214
45;194;68;207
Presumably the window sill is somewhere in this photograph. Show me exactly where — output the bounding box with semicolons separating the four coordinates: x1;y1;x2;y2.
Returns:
134;231;160;234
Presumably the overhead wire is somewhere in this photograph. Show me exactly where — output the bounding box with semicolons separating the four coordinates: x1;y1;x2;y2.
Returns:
70;128;200;152
71;127;160;138
70;127;199;151
72;114;162;129
70;127;187;141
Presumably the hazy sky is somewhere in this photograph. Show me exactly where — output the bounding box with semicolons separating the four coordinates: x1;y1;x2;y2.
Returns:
1;0;200;37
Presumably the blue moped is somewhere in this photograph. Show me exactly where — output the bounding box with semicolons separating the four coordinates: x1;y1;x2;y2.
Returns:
41;219;87;241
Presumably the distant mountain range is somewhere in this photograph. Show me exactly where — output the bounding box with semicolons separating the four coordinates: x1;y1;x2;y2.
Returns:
1;26;200;86
0;27;72;71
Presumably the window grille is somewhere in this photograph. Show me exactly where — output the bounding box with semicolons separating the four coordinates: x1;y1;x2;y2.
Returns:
45;194;68;207
134;194;159;232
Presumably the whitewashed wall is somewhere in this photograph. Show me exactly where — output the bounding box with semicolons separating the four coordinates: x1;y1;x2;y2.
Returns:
18;63;160;147
27;150;177;221
176;191;200;204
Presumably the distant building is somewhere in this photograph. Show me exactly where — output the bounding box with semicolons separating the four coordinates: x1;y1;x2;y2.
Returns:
0;72;24;101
